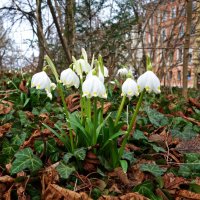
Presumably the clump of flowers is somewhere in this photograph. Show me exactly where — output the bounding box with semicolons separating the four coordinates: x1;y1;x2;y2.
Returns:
31;52;160;171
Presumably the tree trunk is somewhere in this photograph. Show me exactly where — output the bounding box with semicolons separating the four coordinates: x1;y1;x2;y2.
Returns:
65;0;75;55
36;0;45;71
182;0;192;98
47;0;72;65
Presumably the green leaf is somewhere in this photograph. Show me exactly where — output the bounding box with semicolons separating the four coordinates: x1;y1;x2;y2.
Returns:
190;183;200;194
11;148;43;174
74;147;86;161
140;164;167;177
120;160;128;173
63;153;73;164
34;138;57;155
133;129;148;140
56;162;75;179
133;180;161;200
122;151;136;164
149;143;166;153
144;107;169;128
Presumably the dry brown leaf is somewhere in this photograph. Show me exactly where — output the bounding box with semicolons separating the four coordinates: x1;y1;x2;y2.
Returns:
21;129;51;148
0;100;13;115
129;164;145;186
0;175;14;183
163;173;187;190
3;185;13;200
177;190;200;199
114;167;130;186
99;192;149;200
188;97;200;109
19;80;28;93
0;183;7;199
65;93;80;112
176;136;200;153
0;123;12;138
97;102;112;114
43;184;92;200
109;184;122;194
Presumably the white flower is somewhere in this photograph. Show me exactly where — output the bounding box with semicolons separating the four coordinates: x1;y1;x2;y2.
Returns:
73;58;92;77
117;68;128;77
121;78;139;98
86;69;104;83
82;75;107;98
137;71;161;94
31;71;54;99
60;68;80;88
100;66;109;77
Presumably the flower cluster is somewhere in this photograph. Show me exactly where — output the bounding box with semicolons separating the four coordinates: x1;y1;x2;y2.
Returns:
31;51;160;101
117;67;161;99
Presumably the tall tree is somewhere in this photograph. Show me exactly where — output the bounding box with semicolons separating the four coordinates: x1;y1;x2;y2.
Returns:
182;0;193;98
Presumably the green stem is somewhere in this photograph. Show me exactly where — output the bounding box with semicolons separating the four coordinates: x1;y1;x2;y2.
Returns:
115;95;126;126
93;97;98;145
57;83;74;153
86;98;91;120
118;90;145;159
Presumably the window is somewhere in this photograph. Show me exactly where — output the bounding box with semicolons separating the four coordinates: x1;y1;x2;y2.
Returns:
191;24;195;35
188;53;192;63
169;71;173;79
187;71;191;80
177;70;181;80
162;11;167;22
180;8;185;16
150;17;154;26
171;7;176;18
192;2;196;11
169;52;174;63
179;25;184;38
178;48;183;62
161;29;167;41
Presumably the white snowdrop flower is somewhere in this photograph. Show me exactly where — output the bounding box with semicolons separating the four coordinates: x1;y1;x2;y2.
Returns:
109;81;115;85
117;68;129;77
86;69;104;83
73;59;92;76
100;66;109;77
50;83;57;90
137;71;161;94
82;75;107;99
31;71;54;99
60;68;80;88
121;78;139;99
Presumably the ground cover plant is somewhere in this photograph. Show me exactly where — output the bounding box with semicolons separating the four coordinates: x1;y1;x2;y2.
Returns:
0;51;200;200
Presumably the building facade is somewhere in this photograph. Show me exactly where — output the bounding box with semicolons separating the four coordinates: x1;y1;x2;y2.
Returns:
145;0;200;88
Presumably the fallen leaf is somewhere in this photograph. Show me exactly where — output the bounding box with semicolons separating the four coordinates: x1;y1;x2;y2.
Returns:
163;173;187;190
43;184;92;200
0;123;12;138
19;80;28;93
177;190;200;199
0;100;13;115
65;93;80;112
0;175;14;183
99;192;149;200
188;98;200;109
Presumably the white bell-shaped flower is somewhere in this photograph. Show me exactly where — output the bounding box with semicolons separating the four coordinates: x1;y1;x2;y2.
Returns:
121;78;139;99
31;71;54;99
82;75;107;98
117;68;128;77
137;71;161;94
73;58;92;77
60;68;80;88
86;69;104;83
100;66;109;77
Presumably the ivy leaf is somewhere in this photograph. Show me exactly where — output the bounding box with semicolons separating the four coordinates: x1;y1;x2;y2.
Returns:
11;148;43;174
74;147;86;161
56;162;75;179
133;180;162;200
140;164;167;177
144;107;169;128
34;138;58;155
